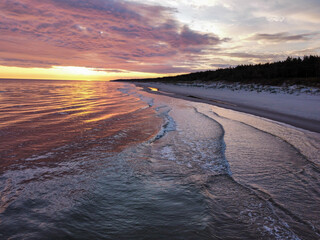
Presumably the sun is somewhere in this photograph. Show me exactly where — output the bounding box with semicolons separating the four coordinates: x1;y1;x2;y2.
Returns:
52;66;102;76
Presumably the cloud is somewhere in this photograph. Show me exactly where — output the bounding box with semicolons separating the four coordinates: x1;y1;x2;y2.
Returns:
248;32;318;42
0;0;227;74
0;58;59;68
1;0;319;76
210;63;234;68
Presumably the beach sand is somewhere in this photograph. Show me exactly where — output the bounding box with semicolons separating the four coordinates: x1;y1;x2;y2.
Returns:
134;82;320;133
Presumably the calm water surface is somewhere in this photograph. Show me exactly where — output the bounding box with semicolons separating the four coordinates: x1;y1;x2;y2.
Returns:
0;79;320;239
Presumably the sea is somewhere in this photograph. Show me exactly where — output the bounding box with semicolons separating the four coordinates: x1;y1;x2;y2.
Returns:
0;79;320;239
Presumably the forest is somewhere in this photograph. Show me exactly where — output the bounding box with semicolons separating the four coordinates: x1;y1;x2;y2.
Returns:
123;55;320;87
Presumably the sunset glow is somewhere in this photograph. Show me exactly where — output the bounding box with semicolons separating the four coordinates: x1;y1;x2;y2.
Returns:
0;0;319;80
0;65;164;81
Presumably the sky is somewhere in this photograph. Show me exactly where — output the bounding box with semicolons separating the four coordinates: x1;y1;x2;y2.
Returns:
0;0;319;80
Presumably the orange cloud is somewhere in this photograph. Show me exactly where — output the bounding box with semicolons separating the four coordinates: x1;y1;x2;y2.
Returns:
0;0;227;75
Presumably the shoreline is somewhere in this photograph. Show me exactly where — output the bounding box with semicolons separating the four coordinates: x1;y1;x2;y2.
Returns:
132;82;320;133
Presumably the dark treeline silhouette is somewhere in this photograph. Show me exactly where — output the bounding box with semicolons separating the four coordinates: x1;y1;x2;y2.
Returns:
119;55;320;87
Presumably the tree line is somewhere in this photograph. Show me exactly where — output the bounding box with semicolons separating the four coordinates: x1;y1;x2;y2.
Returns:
123;55;320;87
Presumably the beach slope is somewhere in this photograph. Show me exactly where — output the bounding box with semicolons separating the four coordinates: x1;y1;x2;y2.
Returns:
134;82;320;133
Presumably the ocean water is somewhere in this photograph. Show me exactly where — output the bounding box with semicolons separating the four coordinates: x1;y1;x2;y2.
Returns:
0;79;320;239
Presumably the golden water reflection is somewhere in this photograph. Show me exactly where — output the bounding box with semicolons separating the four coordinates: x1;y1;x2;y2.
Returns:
148;87;159;92
0;80;162;169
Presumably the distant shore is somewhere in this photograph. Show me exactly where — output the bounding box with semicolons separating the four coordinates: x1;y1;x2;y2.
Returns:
131;81;320;133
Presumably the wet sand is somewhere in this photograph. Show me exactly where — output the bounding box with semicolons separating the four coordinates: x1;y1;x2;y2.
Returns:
134;82;320;133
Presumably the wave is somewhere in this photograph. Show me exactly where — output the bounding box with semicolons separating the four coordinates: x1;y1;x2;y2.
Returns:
196;103;320;238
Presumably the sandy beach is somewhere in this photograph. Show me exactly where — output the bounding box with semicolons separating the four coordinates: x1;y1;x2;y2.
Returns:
134;82;320;133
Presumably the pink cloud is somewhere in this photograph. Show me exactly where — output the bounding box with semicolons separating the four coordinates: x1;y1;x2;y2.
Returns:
0;0;227;74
